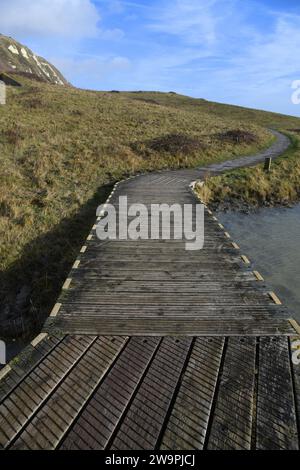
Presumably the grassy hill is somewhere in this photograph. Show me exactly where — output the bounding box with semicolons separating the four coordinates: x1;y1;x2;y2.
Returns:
1;76;300;340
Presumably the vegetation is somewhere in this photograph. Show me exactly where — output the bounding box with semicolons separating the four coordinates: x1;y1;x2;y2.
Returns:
1;76;300;339
196;131;300;211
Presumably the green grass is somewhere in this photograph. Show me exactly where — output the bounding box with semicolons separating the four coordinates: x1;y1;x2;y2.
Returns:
196;131;300;210
1;76;299;340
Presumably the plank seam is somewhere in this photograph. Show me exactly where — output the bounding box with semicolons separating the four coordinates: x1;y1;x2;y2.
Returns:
202;337;227;449
103;338;164;451
251;337;259;449
155;337;196;450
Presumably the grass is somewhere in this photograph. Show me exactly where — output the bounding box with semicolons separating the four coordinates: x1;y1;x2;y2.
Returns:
196;131;300;211
1;76;300;340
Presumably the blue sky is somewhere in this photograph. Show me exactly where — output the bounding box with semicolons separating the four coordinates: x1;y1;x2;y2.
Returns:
1;0;300;115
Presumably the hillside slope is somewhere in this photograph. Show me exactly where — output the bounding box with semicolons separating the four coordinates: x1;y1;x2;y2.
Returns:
1;77;300;340
0;34;68;85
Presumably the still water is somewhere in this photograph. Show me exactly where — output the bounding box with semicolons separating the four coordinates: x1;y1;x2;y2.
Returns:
218;204;300;322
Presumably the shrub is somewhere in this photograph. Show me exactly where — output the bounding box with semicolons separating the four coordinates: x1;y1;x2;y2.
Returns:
146;133;205;154
216;129;257;144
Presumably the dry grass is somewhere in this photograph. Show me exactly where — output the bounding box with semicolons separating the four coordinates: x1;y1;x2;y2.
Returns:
0;77;299;339
196;132;300;210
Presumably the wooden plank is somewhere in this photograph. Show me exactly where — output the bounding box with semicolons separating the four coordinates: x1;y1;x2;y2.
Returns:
160;337;225;449
289;337;300;442
207;337;256;450
10;336;128;450
60;337;161;449
45;316;294;337
0;335;96;449
109;337;193;450
64;279;266;290
0;333;63;403
256;337;299;450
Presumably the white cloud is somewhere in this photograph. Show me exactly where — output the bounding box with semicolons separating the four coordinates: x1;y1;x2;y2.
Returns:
148;0;238;47
100;28;125;40
0;0;100;38
208;13;300;97
53;54;131;84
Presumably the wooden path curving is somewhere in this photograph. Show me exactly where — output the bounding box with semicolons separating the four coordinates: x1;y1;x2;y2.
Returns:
1;130;300;450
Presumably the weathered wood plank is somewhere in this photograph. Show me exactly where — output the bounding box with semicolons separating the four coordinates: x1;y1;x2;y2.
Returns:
256;337;299;450
0;335;95;449
0;333;63;403
109;337;193;450
10;336;128;450
160;337;224;449
207;337;257;450
60;337;161;449
289;336;300;442
45;317;294;337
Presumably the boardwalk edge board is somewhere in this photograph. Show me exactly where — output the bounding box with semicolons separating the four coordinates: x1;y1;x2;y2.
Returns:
241;255;251;265
289;318;300;336
0;365;11;381
268;291;282;305
50;303;62;317
30;333;48;348
253;270;264;281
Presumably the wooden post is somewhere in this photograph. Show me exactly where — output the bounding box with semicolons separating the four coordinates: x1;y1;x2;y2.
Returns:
0;80;6;105
264;157;272;172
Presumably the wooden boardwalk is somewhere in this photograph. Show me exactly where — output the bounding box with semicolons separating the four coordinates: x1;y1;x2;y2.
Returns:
1;130;300;450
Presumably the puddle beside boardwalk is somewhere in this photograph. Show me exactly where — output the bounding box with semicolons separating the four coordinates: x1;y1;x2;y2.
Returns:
217;204;300;322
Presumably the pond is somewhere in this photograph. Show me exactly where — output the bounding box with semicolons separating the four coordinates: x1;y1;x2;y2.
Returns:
218;204;300;322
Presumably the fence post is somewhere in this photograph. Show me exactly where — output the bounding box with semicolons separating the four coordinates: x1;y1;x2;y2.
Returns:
0;340;6;365
264;157;272;172
0;80;6;105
